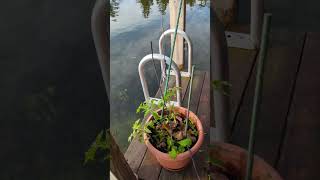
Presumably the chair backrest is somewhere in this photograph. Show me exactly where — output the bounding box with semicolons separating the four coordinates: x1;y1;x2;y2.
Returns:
159;29;192;78
138;53;182;107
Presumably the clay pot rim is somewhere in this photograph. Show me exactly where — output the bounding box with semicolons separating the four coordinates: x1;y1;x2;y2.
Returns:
209;142;283;180
143;106;204;160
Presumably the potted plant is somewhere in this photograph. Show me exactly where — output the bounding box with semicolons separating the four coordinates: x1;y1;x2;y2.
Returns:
128;88;204;171
207;143;283;180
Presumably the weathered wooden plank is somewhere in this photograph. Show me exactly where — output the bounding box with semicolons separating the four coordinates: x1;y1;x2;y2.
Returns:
277;32;320;179
167;76;190;103
181;72;206;180
124;139;147;173
110;131;136;180
224;24;258;131
159;168;183;180
182;71;205;111
180;77;190;101
137;151;162;180
231;30;305;166
229;47;257;131
188;71;210;180
182;73;206;180
182;164;197;180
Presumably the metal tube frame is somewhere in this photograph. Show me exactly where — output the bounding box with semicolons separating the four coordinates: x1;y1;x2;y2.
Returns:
225;0;264;49
159;29;192;77
138;53;182;106
210;9;231;143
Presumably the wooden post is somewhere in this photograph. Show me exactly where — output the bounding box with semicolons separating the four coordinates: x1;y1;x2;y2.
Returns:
210;9;230;142
169;0;186;70
109;131;137;180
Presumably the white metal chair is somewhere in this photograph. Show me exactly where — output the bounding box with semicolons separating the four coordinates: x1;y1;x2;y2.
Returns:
138;53;182;107
159;29;193;78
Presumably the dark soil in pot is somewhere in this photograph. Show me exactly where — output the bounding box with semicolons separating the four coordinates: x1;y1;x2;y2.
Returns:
146;109;199;154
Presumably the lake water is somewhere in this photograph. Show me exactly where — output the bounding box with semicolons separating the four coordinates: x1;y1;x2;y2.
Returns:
110;0;210;151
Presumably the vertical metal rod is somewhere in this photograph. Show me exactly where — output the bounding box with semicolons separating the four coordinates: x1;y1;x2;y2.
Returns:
185;65;195;136
150;41;164;100
245;13;272;180
161;0;184;118
250;0;264;48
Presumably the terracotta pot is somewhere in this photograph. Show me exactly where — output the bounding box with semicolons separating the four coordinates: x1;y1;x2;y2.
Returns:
143;106;204;171
209;142;283;180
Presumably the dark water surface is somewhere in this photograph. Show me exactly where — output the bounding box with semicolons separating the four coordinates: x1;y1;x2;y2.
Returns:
0;0;107;179
110;0;209;151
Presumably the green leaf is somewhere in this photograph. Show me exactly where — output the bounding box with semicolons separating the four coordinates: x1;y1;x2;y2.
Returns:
136;103;143;113
133;119;141;128
178;145;185;153
152;111;160;121
169;147;177;159
128;119;144;142
207;156;225;170
144;126;151;133
212;80;232;96
144;109;150;117
167;137;173;149
178;138;192;147
84;129;110;165
146;120;155;128
128;134;133;142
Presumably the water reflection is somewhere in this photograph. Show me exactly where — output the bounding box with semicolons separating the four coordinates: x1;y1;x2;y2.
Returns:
109;0;209;20
110;0;120;21
110;0;209;151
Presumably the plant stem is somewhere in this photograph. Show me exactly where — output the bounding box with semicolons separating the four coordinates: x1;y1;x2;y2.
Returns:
185;65;195;136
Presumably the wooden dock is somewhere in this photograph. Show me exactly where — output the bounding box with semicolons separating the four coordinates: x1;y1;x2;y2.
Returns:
122;30;320;179
230;30;320;180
